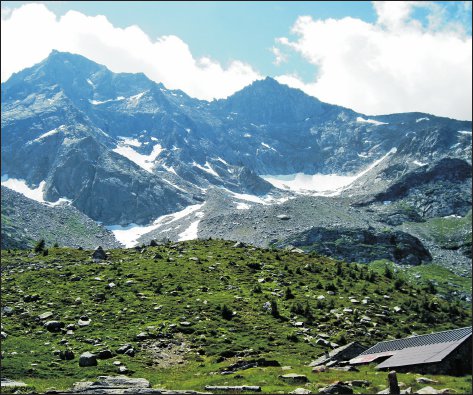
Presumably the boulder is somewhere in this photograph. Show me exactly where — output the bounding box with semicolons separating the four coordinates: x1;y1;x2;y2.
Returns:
39;311;54;320
92;246;107;260
79;352;97;367
319;382;353;394
416;377;438;384
78;316;91;327
416;386;440;394
44;320;65;332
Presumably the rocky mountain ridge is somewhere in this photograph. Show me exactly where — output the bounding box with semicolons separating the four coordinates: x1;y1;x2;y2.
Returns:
1;51;471;271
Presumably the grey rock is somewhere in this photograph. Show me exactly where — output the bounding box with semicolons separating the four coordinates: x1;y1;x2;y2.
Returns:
205;386;261;392
92;246;107;260
44;320;65;332
319;382;353;394
1;378;28;387
39;311;54;320
79;352;97;367
416;377;438;384
290;389;311;394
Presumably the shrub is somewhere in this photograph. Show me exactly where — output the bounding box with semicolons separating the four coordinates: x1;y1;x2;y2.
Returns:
34;239;45;253
221;304;233;320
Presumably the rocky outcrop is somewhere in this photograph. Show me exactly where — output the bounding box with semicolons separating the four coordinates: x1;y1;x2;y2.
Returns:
278;227;432;265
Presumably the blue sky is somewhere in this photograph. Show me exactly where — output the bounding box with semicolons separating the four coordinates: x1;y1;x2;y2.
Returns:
1;1;472;119
3;1;382;81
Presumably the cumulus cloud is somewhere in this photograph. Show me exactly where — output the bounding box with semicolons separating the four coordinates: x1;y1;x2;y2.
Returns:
274;1;472;120
0;3;261;100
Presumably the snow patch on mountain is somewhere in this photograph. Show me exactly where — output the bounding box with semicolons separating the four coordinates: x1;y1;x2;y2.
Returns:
416;117;430;122
356;117;388;126
413;160;427;166
235;202;251;210
118;137;142;147
262;148;397;196
458;130;472;135
107;203;204;247
1;176;72;206
89;96;125;105
193;161;219;178
261;142;277;151
32;125;66;142
113;142;163;172
178;211;205;241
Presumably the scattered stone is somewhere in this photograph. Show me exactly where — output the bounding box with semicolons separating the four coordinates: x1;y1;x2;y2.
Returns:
233;241;246;248
78;352;97;367
39;311;54;320
316;338;331;347
118;366;129;374
279;374;309;384
416;377;439;384
205;386;261;392
1;378;28;388
78;316;91;327
416;386;440;394
281;366;292;370
92;246;107;260
44;321;65;332
319;382;353;394
312;365;328;373
0;331;7;339
277;214;291;220
117;345;133;354
135;332;149;341
290;388;311;394
347;380;370;387
124;348;135;357
113;361;122;366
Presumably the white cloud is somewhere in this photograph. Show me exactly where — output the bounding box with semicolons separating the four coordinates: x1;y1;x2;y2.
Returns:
275;1;472;120
0;3;261;100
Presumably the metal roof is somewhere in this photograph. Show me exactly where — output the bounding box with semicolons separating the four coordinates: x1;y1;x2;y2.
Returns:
359;327;471;355
350;327;471;367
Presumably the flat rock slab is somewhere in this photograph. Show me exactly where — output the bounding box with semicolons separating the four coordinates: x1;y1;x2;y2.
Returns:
290;388;312;394
73;376;150;391
1;378;28;387
205;386;261;392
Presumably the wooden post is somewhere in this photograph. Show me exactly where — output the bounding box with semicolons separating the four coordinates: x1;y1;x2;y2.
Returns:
388;370;400;394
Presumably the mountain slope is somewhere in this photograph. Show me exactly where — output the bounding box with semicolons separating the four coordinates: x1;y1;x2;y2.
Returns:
1;240;470;393
1;186;120;249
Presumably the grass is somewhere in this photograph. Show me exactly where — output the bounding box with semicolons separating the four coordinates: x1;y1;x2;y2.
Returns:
1;240;471;393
